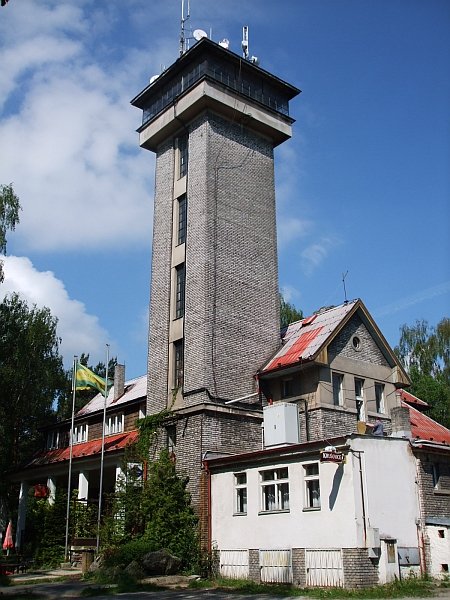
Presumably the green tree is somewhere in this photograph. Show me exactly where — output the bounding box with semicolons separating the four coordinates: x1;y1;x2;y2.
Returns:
0;293;66;512
0;183;21;282
395;318;450;428
280;294;303;329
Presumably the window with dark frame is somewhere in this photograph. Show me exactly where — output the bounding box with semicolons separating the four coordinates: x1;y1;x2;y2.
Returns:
375;382;385;413
178;135;188;179
281;378;293;399
167;425;176;454
304;462;321;509
173;340;184;390
177;194;187;245
260;467;289;512
234;472;247;514
175;263;186;319
332;373;344;406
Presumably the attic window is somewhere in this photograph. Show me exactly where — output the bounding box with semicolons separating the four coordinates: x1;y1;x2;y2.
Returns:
352;335;361;351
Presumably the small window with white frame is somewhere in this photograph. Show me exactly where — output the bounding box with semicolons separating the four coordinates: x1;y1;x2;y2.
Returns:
73;423;88;444
375;382;385;413
260;467;289;512
177;135;188;179
46;429;59;450
105;413;124;435
303;462;321;509
234;472;247;515
332;373;344;406
355;378;365;421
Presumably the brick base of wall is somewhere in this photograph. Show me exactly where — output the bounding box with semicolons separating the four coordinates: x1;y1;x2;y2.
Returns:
292;548;306;587
342;548;379;588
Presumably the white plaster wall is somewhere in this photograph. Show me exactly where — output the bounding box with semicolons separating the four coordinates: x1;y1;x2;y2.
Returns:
427;525;450;579
351;437;420;548
211;457;359;550
210;437;420;554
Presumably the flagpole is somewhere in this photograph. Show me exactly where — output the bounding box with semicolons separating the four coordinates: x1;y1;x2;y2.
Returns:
64;356;77;563
96;344;110;554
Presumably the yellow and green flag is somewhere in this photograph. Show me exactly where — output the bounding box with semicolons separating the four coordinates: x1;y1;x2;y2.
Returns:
75;363;108;395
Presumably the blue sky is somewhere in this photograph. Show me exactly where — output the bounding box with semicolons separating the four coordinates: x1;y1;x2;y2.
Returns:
0;0;448;380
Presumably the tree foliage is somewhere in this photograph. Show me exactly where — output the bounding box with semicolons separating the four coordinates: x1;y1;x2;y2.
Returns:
0;293;66;512
0;183;21;282
395;317;450;428
280;294;303;329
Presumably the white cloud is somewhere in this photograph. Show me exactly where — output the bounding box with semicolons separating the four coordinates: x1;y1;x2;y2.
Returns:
301;236;341;275
0;0;155;253
1;256;109;367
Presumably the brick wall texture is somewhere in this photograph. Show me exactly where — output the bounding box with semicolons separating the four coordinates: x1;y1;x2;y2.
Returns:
328;315;389;366
147;111;281;414
342;548;379;588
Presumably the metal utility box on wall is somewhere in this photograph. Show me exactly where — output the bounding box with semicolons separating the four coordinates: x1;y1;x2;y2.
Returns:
263;402;299;448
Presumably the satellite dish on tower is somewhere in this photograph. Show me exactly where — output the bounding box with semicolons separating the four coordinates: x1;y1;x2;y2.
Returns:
219;38;230;49
149;74;159;84
193;28;208;41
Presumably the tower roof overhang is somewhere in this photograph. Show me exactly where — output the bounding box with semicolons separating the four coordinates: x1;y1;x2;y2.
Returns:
131;38;300;151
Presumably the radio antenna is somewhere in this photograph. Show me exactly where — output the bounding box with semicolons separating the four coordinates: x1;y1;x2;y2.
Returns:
180;0;190;55
342;271;349;303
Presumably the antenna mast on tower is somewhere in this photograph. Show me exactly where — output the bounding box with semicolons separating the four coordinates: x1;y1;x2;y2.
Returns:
180;0;190;55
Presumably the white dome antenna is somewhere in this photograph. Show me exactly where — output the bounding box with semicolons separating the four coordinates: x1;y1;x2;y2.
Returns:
193;28;208;41
219;38;230;49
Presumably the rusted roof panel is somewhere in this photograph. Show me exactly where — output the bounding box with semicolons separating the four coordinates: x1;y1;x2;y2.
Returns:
262;300;358;373
403;402;450;445
398;388;429;408
25;430;139;467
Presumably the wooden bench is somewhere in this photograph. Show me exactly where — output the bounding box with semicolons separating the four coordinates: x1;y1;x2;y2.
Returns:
0;558;29;575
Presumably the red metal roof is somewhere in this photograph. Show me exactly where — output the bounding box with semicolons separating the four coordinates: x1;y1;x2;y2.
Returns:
398;388;429;408
26;430;139;467
262;301;358;374
402;402;450;445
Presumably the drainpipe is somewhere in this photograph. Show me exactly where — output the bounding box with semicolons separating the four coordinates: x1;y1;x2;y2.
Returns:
352;450;367;545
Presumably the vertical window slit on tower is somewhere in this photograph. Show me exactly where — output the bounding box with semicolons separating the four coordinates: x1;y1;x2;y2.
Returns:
178;135;188;179
175;263;186;319
174;340;184;390
177;194;187;245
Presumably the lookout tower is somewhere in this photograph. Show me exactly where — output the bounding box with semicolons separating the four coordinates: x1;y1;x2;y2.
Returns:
132;37;299;500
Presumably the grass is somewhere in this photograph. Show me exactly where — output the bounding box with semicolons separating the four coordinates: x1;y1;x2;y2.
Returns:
189;575;437;598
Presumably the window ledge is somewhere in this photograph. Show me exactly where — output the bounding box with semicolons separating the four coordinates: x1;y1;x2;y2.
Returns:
233;512;247;517
434;488;450;496
258;509;290;515
303;507;321;512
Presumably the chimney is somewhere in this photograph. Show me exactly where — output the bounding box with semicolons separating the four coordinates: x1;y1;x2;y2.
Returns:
114;364;125;400
390;405;412;439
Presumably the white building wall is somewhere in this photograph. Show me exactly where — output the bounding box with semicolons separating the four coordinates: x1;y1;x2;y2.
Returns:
351;437;419;548
210;437;420;555
211;457;359;550
427;525;450;579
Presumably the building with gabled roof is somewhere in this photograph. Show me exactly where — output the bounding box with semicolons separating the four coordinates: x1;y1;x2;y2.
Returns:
12;366;146;550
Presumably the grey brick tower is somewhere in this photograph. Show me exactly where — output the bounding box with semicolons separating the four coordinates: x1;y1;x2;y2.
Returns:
132;38;299;506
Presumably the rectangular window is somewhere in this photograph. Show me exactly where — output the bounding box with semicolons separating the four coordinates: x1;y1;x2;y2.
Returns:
73;423;88;444
177;194;187;245
166;425;176;454
260;467;289;512
432;463;441;488
174;340;184;390
105;413;124;435
304;463;321;509
175;263;186;319
178;135;188;179
332;373;344;406
355;378;365;421
46;430;59;450
234;472;247;514
375;382;385;413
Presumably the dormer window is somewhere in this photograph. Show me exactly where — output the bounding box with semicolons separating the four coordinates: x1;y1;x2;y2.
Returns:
282;378;293;399
46;430;59;450
73;423;88;444
106;413;124;435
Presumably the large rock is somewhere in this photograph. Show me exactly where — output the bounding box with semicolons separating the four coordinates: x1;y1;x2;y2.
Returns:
141;549;181;576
